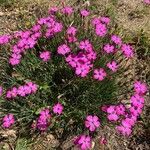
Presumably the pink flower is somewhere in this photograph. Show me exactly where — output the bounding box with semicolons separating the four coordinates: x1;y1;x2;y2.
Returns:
17;86;26;97
144;0;150;4
130;94;144;108
134;81;147;95
92;17;100;26
40;51;51;62
75;64;90;77
107;61;118;72
2;114;15;128
67;26;77;36
61;6;73;15
116;125;132;136
53;103;64;115
93;68;107;81
129;106;143;117
116;104;126;115
76;135;91;150
111;35;122;45
0;86;3;96
9;57;21;66
37;108;51;131
95;23;107;37
27;82;38;93
103;44;115;53
100;17;110;25
79;40;93;51
85;115;100;132
80;9;90;17
57;44;71;55
48;7;58;14
121;44;134;58
107;113;119;121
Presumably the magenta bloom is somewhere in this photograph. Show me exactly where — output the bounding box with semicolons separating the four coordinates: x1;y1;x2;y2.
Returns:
100;17;110;25
57;44;71;55
106;106;119;121
80;9;90;17
107;61;118;72
116;104;126;115
48;7;58;14
121;44;134;58
76;135;91;150
2;114;15;128
85;115;100;132
67;26;77;36
53;103;64;115
129;106;143;117
40;51;51;62
144;0;150;4
103;44;115;54
130;94;144;108
0;86;3;96
61;6;73;15
95;23;107;37
75;64;90;77
92;17;100;26
37;108;51;131
111;35;122;45
116;125;132;136
134;81;147;95
93;68;107;81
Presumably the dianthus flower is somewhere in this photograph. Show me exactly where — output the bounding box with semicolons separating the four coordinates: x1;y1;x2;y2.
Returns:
85;115;100;132
0;34;11;45
107;61;118;72
111;35;122;45
79;40;93;52
92;17;100;26
2;114;15;128
116;104;126;116
100;17;110;25
134;81;147;95
121;44;134;58
144;0;150;4
67;26;77;36
80;9;90;17
61;6;73;15
93;68;107;81
95;23;107;37
106;106;119;121
48;7;58;14
40;51;51;62
75;135;91;150
53;103;64;115
37;109;51;131
103;44;115;53
130;94;144;108
57;44;71;55
75;64;91;77
129;106;143;117
116;125;132;136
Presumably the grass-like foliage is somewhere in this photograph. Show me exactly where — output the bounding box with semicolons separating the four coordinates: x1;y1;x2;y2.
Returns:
0;4;148;150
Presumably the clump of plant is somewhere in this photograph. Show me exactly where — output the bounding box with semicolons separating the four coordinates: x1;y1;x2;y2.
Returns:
0;5;148;150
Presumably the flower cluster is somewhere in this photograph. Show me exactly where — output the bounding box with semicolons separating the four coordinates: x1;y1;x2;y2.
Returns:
102;81;148;136
144;0;150;4
65;39;97;77
9;15;62;66
6;82;38;99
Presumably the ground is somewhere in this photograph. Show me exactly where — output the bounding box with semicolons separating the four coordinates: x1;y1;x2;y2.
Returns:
0;0;150;149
